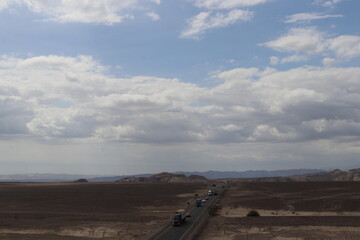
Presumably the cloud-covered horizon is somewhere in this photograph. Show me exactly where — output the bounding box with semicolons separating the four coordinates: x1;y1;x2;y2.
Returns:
2;55;359;146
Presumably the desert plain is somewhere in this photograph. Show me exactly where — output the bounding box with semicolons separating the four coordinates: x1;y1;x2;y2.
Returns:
198;181;360;240
0;182;208;240
1;180;360;240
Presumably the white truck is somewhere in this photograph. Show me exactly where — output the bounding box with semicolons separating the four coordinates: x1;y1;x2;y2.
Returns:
208;189;219;196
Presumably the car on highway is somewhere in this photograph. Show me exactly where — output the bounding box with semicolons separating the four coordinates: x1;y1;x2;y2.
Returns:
185;212;191;217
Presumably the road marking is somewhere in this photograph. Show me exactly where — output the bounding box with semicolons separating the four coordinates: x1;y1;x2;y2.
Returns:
152;186;225;240
153;203;199;240
153;225;173;240
179;196;216;240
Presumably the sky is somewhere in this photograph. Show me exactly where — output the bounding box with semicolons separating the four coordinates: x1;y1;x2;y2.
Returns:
0;0;360;175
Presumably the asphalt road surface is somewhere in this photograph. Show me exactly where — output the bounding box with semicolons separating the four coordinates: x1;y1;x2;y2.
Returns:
152;186;224;240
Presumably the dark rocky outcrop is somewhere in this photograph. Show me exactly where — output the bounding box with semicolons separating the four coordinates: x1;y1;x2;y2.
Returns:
74;178;88;183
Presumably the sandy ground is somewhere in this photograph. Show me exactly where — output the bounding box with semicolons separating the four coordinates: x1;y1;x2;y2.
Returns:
221;206;360;217
0;182;210;240
197;182;360;240
199;224;360;240
0;220;163;239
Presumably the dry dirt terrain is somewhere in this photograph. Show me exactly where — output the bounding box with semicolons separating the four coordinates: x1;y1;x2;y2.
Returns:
0;182;208;240
198;182;360;240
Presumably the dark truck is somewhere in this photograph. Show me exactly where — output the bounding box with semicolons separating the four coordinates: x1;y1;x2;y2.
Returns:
196;199;202;207
173;209;186;226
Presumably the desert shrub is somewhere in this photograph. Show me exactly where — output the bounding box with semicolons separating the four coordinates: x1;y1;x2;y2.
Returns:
209;204;221;216
247;210;260;217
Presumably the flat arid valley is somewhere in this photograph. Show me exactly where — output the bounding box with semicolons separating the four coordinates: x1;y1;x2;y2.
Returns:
1;170;360;240
200;181;360;240
0;179;207;240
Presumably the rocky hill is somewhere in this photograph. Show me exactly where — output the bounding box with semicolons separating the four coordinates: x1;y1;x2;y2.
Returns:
73;178;88;183
234;168;360;182
118;172;208;183
298;168;360;181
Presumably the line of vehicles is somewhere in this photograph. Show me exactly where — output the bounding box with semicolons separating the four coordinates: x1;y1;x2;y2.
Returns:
207;189;218;196
172;186;221;226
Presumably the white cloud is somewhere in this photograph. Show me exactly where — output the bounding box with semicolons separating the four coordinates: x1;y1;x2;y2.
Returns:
247;124;296;142
183;0;272;40
264;27;360;62
181;9;253;39
0;0;13;10
220;124;242;132
0;0;160;24
269;56;280;65
1;55;360;146
270;55;309;65
263;27;326;54
150;0;161;4
313;0;343;8
0;55;204;142
322;57;336;66
328;35;360;59
191;0;270;9
281;55;309;64
285;12;343;23
210;65;360;142
146;12;160;21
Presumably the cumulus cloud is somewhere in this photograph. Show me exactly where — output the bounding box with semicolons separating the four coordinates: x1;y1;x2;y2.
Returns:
191;0;270;9
0;0;160;24
181;9;253;39
206;66;360;142
285;12;343;23
263;27;326;54
264;27;360;62
328;35;360;59
1;55;360;145
0;55;204;142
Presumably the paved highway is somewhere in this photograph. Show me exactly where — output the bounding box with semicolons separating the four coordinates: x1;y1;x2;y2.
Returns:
151;185;225;240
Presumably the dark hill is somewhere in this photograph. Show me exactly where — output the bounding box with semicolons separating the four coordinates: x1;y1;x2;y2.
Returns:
74;178;88;183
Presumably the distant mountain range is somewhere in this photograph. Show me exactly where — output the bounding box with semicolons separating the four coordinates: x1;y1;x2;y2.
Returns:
0;173;102;182
173;169;324;179
2;168;359;182
0;169;324;182
118;172;208;183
